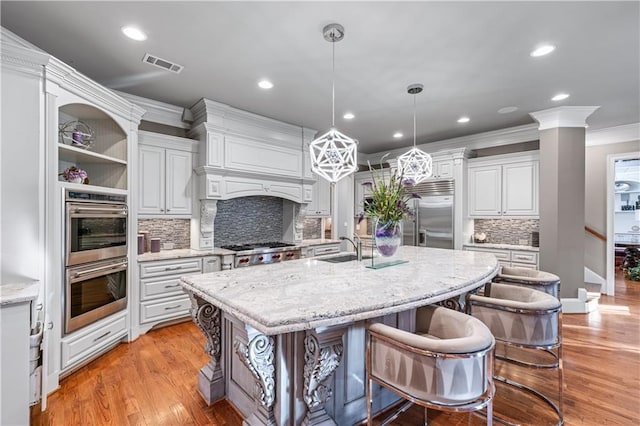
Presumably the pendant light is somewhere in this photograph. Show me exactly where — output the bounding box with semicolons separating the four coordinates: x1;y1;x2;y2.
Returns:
309;23;358;183
397;84;432;184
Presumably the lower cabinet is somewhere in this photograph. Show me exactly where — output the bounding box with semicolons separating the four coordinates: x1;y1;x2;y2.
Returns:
138;256;221;334
463;245;539;269
302;242;341;257
60;311;127;372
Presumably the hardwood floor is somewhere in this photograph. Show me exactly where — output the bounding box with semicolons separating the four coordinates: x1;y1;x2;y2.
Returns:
33;273;640;426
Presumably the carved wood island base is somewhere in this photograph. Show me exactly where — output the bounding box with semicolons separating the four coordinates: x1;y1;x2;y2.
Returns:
180;246;499;425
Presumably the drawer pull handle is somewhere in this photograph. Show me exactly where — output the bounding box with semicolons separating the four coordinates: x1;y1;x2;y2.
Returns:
164;266;182;271
164;284;181;288
164;305;182;310
515;256;529;260
93;331;111;342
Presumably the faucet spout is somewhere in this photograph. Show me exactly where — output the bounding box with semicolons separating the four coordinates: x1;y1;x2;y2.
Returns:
340;236;363;261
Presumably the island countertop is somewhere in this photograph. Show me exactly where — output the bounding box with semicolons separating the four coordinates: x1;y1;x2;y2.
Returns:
180;246;499;335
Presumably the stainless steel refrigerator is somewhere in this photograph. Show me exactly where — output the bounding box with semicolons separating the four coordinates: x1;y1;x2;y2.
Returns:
402;180;454;249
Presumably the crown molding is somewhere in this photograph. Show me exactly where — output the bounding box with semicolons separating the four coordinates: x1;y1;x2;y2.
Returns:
115;91;192;129
529;106;600;130
586;122;640;146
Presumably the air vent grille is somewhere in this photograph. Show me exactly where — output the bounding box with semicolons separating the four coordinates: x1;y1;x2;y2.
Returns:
412;179;455;196
142;53;183;74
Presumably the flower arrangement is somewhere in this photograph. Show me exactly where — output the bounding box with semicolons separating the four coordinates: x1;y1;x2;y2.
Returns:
60;166;88;183
360;157;420;225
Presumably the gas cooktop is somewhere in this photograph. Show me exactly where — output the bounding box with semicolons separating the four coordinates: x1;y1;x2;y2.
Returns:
220;242;296;252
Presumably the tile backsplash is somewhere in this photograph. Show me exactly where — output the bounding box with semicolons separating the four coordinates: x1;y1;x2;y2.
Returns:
303;218;322;239
474;219;539;245
138;219;191;249
214;196;283;246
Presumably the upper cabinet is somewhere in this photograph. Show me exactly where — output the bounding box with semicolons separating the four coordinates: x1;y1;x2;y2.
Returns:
58;104;128;190
138;131;197;217
429;158;454;180
306;177;332;216
467;153;539;218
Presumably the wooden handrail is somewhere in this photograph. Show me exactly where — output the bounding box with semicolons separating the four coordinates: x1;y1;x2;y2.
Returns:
585;226;606;241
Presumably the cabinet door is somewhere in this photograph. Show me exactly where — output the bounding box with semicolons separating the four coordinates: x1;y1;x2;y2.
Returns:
468;165;501;216
502;161;538;216
433;159;454;179
165;149;193;215
139;145;165;215
309;178;331;216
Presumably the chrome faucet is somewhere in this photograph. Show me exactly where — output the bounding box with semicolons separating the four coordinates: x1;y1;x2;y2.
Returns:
340;235;363;261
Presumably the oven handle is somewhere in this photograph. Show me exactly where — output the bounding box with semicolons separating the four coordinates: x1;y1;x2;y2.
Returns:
69;205;127;215
70;261;128;280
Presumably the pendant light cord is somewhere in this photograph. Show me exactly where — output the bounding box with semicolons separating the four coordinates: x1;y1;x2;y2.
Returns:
413;93;417;148
331;39;336;128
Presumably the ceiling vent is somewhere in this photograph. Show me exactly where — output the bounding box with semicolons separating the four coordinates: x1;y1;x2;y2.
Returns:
142;53;183;74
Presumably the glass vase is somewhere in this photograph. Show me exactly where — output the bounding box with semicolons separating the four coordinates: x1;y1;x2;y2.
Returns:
373;218;401;257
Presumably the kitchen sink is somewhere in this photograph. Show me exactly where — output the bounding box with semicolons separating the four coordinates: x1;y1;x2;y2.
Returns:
317;254;372;263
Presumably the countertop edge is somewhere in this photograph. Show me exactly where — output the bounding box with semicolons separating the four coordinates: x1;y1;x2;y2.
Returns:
0;281;40;306
463;243;539;252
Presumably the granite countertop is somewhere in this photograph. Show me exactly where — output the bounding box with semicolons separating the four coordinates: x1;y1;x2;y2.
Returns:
138;248;236;262
464;243;539;252
181;246;499;335
138;240;343;262
0;281;40;306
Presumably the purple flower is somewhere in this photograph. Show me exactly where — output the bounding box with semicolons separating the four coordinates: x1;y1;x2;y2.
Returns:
402;178;415;186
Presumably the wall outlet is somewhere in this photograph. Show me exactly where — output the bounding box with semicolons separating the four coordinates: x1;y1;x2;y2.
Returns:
518;239;528;245
162;242;175;250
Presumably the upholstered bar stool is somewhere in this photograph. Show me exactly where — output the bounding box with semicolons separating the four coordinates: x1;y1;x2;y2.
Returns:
366;305;495;426
467;283;563;425
490;266;561;298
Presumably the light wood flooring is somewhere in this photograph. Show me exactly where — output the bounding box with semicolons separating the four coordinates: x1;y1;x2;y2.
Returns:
33;272;640;425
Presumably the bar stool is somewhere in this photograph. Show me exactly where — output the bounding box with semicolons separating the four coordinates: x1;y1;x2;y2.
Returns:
491;266;561;298
467;283;563;425
366;305;495;426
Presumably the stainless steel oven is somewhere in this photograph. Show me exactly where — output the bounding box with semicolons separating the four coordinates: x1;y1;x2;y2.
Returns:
65;257;128;334
65;190;127;266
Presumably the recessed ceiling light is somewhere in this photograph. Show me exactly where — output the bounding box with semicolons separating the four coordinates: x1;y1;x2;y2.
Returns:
121;26;147;41
393;132;403;139
457;117;470;124
551;93;570;101
498;106;518;114
258;80;274;89
530;44;555;57
343;112;355;120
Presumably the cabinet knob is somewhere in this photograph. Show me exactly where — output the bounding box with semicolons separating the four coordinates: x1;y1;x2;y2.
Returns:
166;209;170;212
160;208;164;212
46;321;53;330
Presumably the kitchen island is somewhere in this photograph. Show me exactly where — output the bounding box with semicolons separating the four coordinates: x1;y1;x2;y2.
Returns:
180;246;499;426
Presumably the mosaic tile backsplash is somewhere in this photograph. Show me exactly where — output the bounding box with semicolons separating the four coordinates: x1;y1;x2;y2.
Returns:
214;196;284;246
303;218;323;239
473;219;539;245
138;219;191;249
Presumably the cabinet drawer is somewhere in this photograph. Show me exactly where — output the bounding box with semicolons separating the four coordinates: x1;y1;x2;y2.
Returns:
140;275;198;301
140;258;202;278
464;247;510;261
140;295;191;324
61;314;127;369
313;245;341;256
511;251;538;265
510;262;538;270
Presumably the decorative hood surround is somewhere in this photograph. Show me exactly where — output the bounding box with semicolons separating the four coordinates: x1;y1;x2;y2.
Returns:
188;99;318;248
188;98;317;203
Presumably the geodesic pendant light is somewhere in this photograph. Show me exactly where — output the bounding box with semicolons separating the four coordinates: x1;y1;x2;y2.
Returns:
310;23;358;183
397;84;432;184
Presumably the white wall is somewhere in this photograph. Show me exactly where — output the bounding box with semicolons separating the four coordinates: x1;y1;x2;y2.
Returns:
1;66;44;284
585;140;640;277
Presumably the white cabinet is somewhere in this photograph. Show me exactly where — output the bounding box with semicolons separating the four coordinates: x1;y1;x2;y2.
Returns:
463;245;539;269
429;158;454;179
138;131;196;217
1;301;32;425
137;256;220;333
467;154;539;217
307;178;332;216
302;242;341;258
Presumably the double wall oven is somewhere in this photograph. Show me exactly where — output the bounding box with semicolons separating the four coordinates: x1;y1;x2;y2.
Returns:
64;190;128;335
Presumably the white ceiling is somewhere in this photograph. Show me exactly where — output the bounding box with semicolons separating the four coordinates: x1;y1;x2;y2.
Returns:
2;1;638;154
